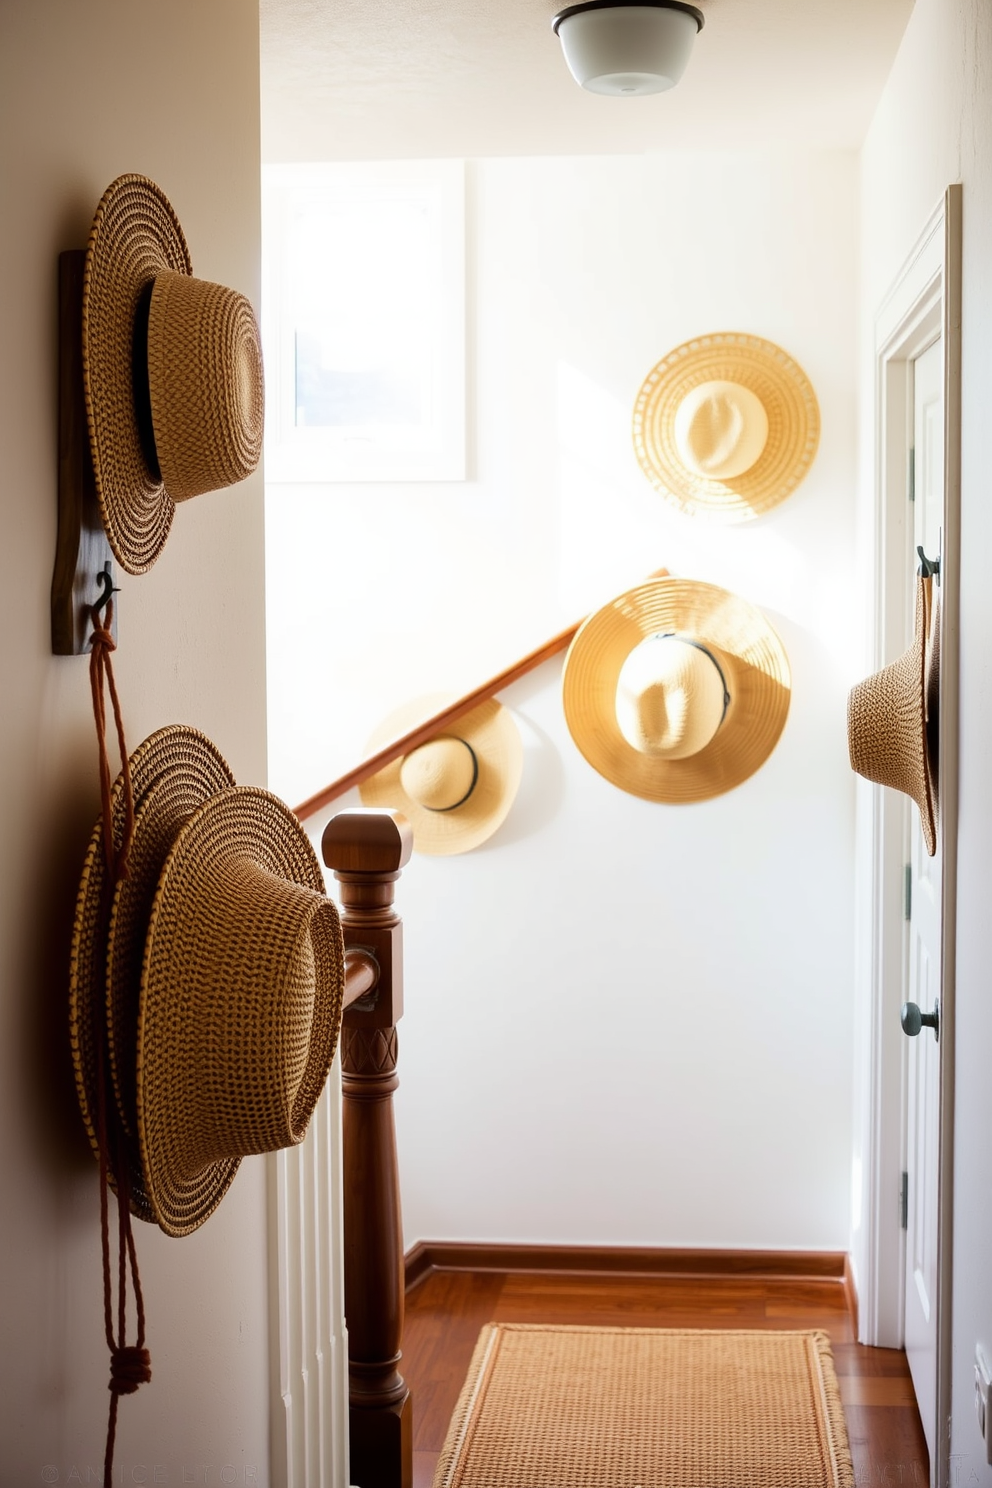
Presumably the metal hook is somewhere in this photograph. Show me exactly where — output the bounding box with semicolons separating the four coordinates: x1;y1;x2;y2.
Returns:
917;545;941;583
93;564;119;613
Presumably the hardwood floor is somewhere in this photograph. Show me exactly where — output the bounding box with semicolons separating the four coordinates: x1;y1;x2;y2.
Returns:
402;1265;929;1488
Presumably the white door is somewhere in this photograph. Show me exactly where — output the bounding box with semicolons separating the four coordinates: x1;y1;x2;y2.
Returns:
902;335;943;1463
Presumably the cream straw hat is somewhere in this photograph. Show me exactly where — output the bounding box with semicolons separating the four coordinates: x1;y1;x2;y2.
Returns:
360;695;523;855
632;332;819;521
563;576;791;802
848;573;937;856
82;174;264;574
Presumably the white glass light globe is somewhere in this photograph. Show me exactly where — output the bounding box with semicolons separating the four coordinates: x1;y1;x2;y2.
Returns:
552;2;704;97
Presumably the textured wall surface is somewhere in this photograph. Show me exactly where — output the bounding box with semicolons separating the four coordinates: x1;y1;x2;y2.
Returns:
0;4;270;1481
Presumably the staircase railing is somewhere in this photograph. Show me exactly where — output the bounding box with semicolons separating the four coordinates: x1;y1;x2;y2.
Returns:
321;569;669;1487
293;623;578;823
330;809;414;1488
294;568;668;824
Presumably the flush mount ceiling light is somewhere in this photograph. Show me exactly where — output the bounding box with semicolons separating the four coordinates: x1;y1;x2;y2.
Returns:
551;0;705;96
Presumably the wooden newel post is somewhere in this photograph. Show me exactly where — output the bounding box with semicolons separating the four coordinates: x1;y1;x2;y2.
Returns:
322;809;414;1488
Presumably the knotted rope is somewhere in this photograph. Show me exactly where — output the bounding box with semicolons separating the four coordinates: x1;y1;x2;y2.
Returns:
88;596;150;1488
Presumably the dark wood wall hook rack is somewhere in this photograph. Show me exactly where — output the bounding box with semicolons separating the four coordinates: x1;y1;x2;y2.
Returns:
51;249;117;656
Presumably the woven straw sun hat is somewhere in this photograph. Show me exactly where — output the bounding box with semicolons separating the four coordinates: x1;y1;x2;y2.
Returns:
359;695;524;855
70;725;236;1221
632;332;820;522
562;576;791;803
848;572;937;856
82;173;264;575
136;785;344;1237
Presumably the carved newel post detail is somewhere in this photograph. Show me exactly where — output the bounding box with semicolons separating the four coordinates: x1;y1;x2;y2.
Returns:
322;809;414;1488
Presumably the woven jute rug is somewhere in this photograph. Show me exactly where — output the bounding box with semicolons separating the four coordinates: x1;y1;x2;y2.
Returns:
432;1324;854;1488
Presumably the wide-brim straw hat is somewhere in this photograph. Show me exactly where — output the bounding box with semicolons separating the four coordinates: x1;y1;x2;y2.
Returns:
82;173;264;575
137;786;343;1237
359;695;523;855
562;577;791;803
106;736;237;1145
70;725;235;1221
632;332;820;522
848;573;937;856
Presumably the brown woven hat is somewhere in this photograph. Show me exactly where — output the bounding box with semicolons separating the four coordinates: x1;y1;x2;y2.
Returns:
562;576;791;802
137;787;344;1237
106;738;236;1144
848;573;936;856
632;332;820;521
82;174;264;575
359;695;523;855
70;725;235;1221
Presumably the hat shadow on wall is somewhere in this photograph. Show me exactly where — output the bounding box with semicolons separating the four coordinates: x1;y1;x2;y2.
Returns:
478;665;567;851
27;727;109;1178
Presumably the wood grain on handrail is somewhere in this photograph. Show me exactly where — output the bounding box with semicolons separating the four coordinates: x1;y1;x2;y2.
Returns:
342;947;379;1010
292;568;669;823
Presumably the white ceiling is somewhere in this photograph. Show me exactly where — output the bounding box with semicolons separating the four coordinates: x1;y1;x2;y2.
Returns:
260;0;914;162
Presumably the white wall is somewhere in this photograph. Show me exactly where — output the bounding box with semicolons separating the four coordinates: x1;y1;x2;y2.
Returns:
271;148;861;1253
860;0;992;1478
0;5;271;1482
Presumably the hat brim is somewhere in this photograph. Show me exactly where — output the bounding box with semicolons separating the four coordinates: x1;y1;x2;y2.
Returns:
137;787;343;1238
360;695;523;855
848;575;936;856
82;174;192;574
105;736;235;1142
632;333;820;522
70;725;232;1220
563;578;791;803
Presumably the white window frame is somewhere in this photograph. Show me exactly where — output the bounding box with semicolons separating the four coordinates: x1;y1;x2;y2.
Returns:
262;159;466;484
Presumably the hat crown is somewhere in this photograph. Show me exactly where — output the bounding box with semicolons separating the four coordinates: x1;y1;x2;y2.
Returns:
138;787;344;1232
161;855;340;1177
399;736;477;812
161;857;343;1178
673;379;769;480
147;269;264;503
847;574;936;855
615;633;727;760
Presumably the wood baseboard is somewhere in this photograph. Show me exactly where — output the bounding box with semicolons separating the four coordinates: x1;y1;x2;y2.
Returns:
843;1253;860;1338
405;1241;852;1296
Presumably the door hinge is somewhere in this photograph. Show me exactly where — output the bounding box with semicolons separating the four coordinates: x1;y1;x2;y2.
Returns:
904;864;912;921
908;446;916;503
900;1170;909;1230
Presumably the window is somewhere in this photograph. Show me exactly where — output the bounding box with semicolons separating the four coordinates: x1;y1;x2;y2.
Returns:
262;160;466;482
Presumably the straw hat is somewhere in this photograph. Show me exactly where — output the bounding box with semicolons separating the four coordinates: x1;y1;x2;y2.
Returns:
136;785;343;1236
562;577;791;802
632;333;820;521
82;173;264;575
105;739;237;1145
70;726;236;1220
70;730;343;1236
848;573;937;856
359;695;523;855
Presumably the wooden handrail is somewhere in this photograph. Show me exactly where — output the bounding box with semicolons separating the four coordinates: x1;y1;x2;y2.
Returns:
292;568;670;823
343;947;378;1010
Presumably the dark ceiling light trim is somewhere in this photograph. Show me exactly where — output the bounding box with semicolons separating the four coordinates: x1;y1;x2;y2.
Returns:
551;1;705;38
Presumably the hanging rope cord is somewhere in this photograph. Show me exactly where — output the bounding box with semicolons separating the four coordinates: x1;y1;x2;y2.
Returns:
88;597;151;1488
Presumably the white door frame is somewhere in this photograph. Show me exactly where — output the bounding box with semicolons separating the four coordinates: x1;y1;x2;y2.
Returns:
858;184;961;1487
